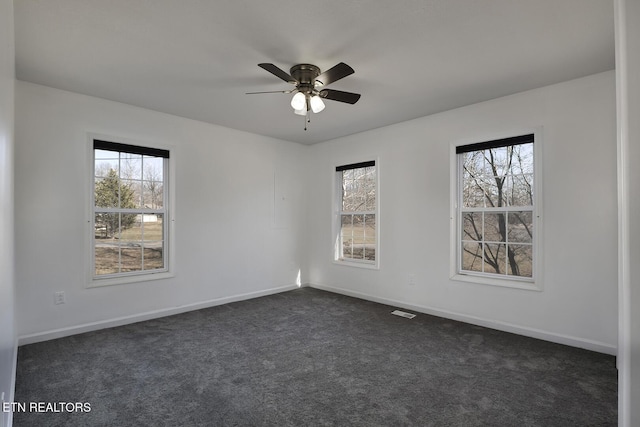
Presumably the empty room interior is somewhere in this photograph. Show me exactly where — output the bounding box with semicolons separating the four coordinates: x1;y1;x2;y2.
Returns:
1;0;639;426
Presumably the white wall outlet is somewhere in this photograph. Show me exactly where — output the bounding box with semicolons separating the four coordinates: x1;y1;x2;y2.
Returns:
54;291;65;305
408;274;416;286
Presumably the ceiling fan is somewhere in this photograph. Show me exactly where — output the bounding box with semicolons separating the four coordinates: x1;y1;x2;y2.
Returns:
247;62;361;129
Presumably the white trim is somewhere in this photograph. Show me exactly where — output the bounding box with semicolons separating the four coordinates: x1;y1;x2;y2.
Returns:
450;272;540;291
18;284;299;346
86;271;175;289
449;127;543;290
614;0;630;425
332;259;379;270
309;282;615;355
331;155;380;270
86;132;177;288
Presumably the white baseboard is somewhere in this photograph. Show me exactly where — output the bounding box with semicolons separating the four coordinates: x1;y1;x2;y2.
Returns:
18;284;300;346
309;283;617;356
17;282;616;356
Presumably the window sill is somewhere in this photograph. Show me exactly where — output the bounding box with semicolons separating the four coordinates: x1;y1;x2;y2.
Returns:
333;260;379;270
450;273;541;291
88;271;174;288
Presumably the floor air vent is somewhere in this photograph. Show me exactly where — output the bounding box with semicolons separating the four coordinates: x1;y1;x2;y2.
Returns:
391;310;416;319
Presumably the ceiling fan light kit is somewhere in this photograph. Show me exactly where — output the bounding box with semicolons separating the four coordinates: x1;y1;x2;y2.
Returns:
248;62;361;130
310;95;325;113
290;92;306;110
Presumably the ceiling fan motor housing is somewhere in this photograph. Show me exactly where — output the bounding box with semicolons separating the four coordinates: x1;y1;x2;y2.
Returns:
252;62;360;109
290;64;320;94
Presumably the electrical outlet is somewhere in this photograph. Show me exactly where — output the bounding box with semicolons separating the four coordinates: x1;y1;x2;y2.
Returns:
408;274;416;286
54;291;65;305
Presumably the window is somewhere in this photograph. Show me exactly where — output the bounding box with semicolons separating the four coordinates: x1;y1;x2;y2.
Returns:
456;134;536;284
335;160;378;266
92;140;169;280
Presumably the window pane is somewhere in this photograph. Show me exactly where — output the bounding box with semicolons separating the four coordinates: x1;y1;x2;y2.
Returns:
351;214;365;260
462;242;483;272
513;143;534;174
120;153;142;180
143;156;164;209
342;179;354;211
120;216;143;242
95;171;122;208
143;214;164;241
364;214;376;242
119;213;138;236
462;151;484;178
508;174;534;207
337;163;376;264
508;244;533;277
95;213;119;239
462;212;482;241
484;179;507;208
143;156;164;182
342;166;376;213
462;183;486;208
487;147;509;177
120;245;143;272
480;149;496;178
352;179;366;211
508;211;533;243
143;180;164;209
94;213;107;239
364;214;376;261
364;167;376;211
123;180;143;209
461;169;485;208
459;139;534;280
118;181;138;209
364;187;375;211
95;150;119;178
95;243;120;275
94;143;168;279
484;213;506;242
143;244;164;270
484;243;506;275
341;214;353;259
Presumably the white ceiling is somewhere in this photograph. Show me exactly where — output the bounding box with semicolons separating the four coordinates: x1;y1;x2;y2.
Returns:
14;0;614;145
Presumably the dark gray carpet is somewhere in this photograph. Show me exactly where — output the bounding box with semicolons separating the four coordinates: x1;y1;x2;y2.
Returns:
14;287;617;426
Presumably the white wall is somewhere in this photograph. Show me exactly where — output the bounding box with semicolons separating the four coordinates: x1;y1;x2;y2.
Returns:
307;71;618;354
10;53;620;422
14;82;308;340
616;0;640;425
0;0;15;424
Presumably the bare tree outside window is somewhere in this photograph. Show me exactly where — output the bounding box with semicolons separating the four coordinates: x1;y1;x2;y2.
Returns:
459;140;534;278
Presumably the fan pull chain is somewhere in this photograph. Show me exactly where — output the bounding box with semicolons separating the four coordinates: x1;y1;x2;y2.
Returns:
304;111;310;131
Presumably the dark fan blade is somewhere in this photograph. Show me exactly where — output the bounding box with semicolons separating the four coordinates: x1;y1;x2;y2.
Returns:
246;90;293;94
314;62;354;87
258;63;297;84
319;89;361;104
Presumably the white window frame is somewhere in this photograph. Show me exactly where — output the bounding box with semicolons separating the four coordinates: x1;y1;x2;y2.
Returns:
333;158;380;269
450;129;542;291
87;134;175;288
